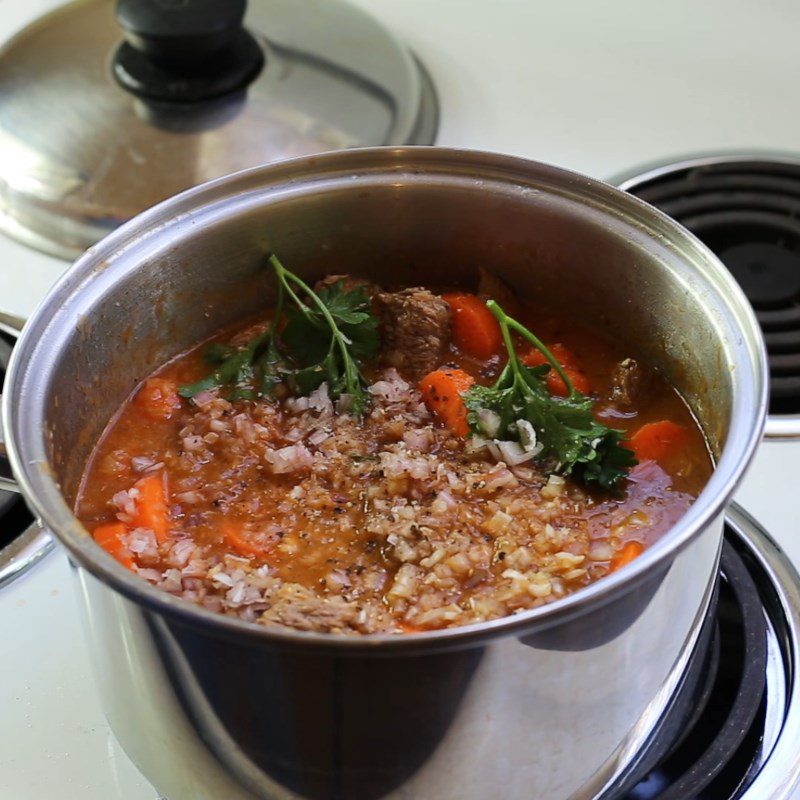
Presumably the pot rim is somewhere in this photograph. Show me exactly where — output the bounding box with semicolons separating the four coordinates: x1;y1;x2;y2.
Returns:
2;146;769;653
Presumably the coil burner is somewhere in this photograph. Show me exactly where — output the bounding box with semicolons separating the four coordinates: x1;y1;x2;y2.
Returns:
619;156;800;437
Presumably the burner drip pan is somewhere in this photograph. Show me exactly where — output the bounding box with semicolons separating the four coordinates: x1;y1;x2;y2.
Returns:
607;504;800;800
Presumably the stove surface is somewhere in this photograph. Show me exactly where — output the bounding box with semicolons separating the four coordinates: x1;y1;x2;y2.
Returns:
2;0;800;798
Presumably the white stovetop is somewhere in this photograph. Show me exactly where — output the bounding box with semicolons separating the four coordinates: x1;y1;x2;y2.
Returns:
2;1;800;798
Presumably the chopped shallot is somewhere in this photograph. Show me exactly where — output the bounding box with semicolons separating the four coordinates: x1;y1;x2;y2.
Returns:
477;409;501;438
265;443;313;474
487;440;538;466
131;456;155;473
192;390;216;408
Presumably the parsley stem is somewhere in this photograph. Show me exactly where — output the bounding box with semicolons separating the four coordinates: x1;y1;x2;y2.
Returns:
267;280;285;338
486;300;577;398
269;255;317;325
492;304;525;384
268;253;362;399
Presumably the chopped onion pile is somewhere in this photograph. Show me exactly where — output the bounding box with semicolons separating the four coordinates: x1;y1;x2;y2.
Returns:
468;417;543;466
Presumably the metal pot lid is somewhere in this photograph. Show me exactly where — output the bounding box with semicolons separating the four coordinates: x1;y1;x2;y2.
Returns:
0;0;438;260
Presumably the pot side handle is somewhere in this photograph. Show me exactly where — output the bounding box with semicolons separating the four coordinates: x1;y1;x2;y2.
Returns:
0;311;25;493
0;418;18;493
0;310;55;587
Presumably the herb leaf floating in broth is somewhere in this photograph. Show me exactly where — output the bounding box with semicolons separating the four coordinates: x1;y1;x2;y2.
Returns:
179;254;379;414
280;270;378;408
178;277;286;401
463;300;637;491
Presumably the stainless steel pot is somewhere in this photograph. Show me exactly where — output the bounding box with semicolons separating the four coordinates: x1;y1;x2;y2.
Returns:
0;148;767;799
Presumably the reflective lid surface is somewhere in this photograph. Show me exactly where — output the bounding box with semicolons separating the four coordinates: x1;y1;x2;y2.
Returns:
0;0;438;259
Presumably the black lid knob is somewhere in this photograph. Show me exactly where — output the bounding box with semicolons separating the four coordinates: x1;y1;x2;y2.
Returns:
116;0;247;67
112;0;264;103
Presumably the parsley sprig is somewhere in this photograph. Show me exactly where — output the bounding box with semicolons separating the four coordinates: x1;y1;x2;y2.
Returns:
464;301;636;490
179;254;378;413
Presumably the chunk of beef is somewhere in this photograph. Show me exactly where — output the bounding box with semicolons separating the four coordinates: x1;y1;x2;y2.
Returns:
228;319;270;347
259;583;392;634
608;358;647;409
374;288;452;378
313;274;381;299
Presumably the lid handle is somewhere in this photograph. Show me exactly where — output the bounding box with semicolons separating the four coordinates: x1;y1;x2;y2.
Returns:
112;0;264;103
116;0;247;67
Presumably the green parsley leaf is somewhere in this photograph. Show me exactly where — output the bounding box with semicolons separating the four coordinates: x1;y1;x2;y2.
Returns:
315;281;374;326
203;343;236;365
269;255;376;413
463;301;636;491
281;307;331;367
179;254;379;415
179;331;271;399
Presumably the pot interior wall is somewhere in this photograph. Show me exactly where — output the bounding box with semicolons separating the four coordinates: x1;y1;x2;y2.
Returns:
44;174;734;502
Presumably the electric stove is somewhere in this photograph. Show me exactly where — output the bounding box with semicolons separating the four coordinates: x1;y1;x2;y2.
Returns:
2;1;800;798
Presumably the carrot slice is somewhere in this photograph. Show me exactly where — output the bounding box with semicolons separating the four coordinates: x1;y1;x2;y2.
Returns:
628;420;690;464
220;519;273;560
442;293;502;359
131;473;171;544
133;377;182;421
92;522;134;570
610;541;644;572
419;368;476;437
523;343;591;396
